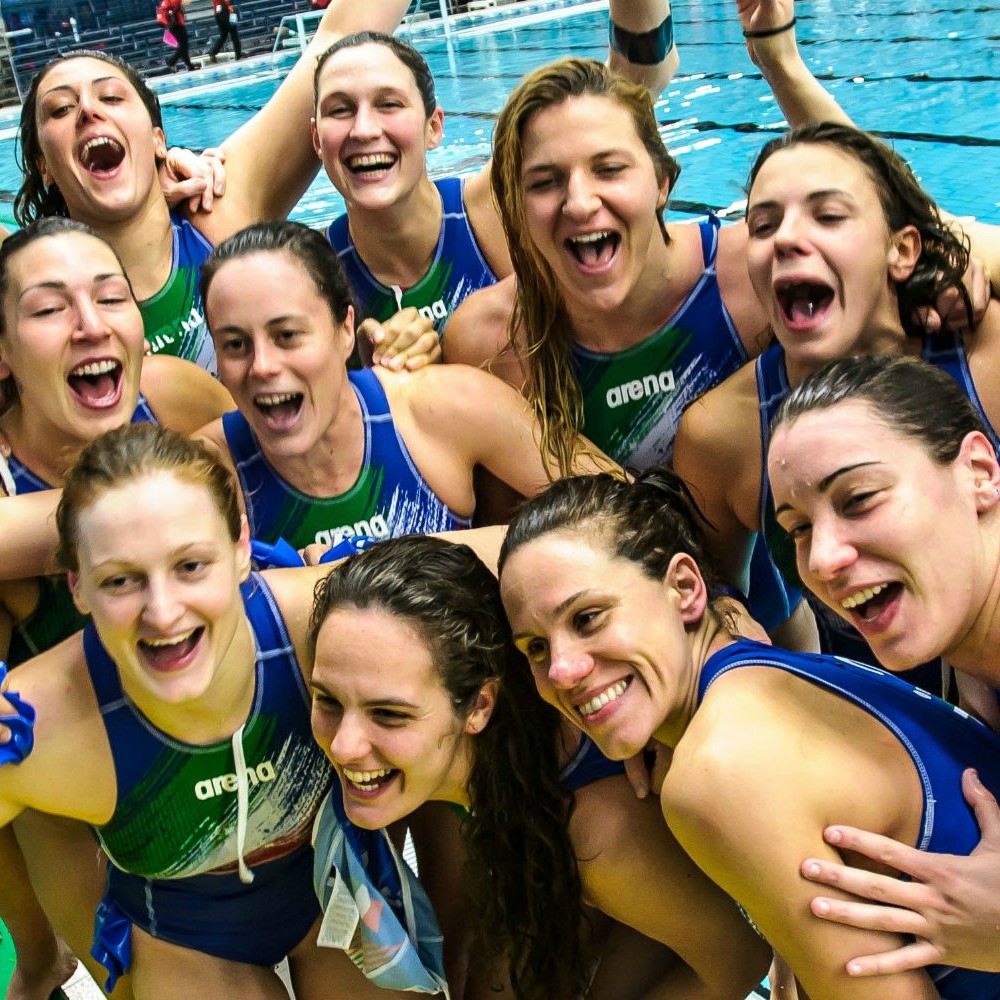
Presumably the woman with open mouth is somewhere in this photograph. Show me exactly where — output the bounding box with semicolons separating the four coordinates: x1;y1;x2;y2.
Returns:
12;0;436;375
0;423;499;1000
496;467;1000;1000
307;534;769;999
764;353;1000;990
311;0;679;345
444;0;863;644
672;120;1000;669
194;221;608;553
0;217;233;1000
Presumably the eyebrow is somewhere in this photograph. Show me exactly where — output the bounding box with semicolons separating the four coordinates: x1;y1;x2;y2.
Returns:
523;149;629;174
774;461;880;518
512;588;588;642
41;76;120;98
19;273;124;299
748;188;857;213
310;680;419;710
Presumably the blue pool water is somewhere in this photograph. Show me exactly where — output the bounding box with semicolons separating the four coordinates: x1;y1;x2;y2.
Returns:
0;0;996;230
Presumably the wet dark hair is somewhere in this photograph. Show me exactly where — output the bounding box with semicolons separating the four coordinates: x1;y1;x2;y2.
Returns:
498;467;724;598
313;31;436;117
15;51;163;226
310;535;589;1000
771;354;989;465
200;220;353;327
747;122;972;339
56;423;241;573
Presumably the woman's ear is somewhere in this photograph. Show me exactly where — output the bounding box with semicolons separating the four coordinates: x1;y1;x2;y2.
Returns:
236;515;252;581
962;431;1000;514
37;157;53;188
425;107;445;152
888;225;922;282
67;571;89;616
663;551;709;627
464;677;499;735
340;304;356;359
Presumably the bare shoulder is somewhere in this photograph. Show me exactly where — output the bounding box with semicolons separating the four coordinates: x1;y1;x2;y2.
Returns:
462;169;512;278
0;634;113;824
676;362;760;469
443;276;520;379
140;355;233;433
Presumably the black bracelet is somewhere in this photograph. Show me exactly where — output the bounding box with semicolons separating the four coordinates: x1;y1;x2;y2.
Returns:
742;16;796;39
609;13;674;66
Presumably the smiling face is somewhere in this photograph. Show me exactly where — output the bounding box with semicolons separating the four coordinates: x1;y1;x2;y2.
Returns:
745;143;919;378
518;94;670;316
0;231;144;454
312;43;443;213
33;57;166;226
68;471;251;708
206;249;355;461
499;528;705;759
310;606;476;829
768;401;998;671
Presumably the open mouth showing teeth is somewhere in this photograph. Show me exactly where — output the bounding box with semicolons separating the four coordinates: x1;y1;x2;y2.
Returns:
346;153;398;175
775;281;835;325
138;627;203;667
343;766;398;793
80;136;125;175
840;582;900;623
67;359;123;408
254;391;304;427
578;678;630;719
566;230;620;267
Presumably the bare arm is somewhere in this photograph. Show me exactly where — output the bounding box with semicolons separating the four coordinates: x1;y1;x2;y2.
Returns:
199;0;412;238
664;696;940;1000
573;773;770;999
735;0;853;128
608;0;680;98
672;378;759;595
801;768;1000;976
411;364;615;500
0;492;61;579
141;355;234;435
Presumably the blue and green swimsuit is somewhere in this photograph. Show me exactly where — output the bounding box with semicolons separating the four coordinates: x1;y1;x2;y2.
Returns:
326;176;498;337
223;368;472;550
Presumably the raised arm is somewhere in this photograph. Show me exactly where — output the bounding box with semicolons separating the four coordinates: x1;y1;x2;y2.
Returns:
736;0;853;128
200;0;412;238
607;0;679;98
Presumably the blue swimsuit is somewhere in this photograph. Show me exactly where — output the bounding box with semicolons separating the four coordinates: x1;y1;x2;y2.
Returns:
699;639;1000;1000
88;574;331;985
327;176;498;337
223;369;472;550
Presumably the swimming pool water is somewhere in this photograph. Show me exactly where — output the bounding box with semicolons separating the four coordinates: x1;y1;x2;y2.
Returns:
0;0;996;229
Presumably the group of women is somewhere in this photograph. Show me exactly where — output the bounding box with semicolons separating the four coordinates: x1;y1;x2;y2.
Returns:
0;0;998;999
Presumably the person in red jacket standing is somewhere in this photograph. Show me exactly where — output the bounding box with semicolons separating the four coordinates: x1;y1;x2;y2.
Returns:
157;0;195;72
209;0;242;61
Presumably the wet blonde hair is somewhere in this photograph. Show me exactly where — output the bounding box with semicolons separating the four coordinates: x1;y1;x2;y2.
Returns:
491;58;679;475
